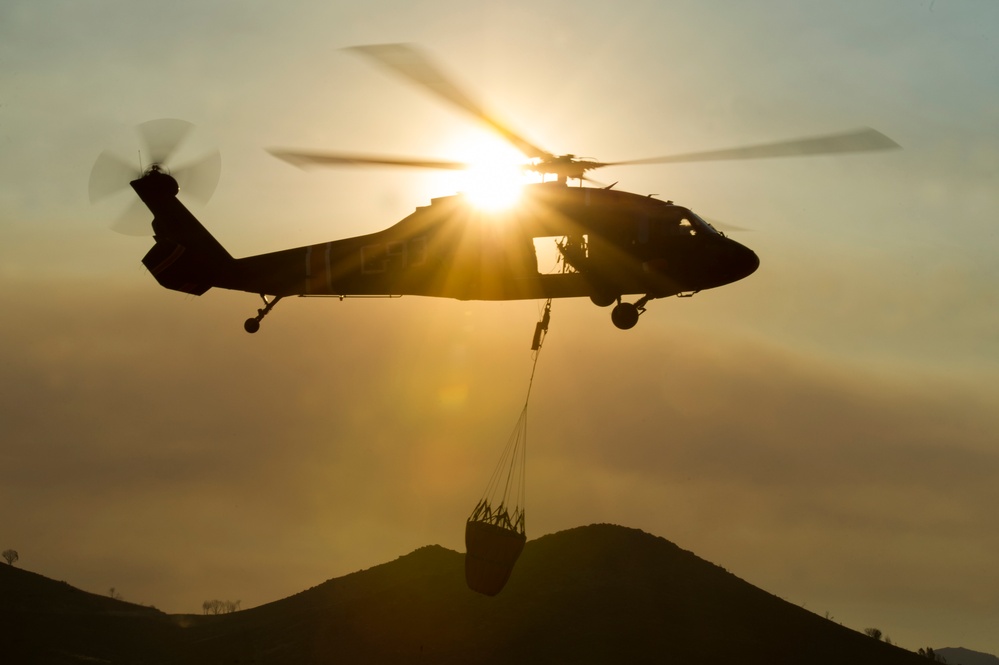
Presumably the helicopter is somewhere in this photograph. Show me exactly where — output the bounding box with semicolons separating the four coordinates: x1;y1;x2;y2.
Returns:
90;44;899;333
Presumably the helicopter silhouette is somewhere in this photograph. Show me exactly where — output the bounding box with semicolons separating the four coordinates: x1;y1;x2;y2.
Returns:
91;44;898;333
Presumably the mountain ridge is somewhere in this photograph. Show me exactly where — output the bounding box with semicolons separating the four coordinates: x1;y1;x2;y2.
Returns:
0;524;972;664
0;562;163;616
937;647;999;665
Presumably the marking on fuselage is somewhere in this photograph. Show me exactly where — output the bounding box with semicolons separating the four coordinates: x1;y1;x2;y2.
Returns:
360;236;429;274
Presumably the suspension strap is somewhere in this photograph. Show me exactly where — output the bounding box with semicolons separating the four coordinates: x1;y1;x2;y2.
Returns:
526;298;552;403
470;299;554;532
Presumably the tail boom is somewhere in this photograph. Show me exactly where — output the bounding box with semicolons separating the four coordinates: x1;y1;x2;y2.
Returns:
132;169;233;296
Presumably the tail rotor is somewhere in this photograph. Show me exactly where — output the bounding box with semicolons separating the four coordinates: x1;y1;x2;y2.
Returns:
89;119;221;235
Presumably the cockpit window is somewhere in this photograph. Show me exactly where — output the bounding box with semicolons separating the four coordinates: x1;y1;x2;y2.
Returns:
689;211;722;236
644;207;722;239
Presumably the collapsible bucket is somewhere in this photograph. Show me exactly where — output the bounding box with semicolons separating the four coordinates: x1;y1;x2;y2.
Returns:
465;518;526;596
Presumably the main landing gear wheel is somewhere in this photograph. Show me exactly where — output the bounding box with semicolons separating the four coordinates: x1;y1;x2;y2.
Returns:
611;302;640;330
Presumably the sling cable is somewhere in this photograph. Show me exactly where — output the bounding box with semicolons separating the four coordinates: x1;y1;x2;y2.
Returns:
465;299;552;596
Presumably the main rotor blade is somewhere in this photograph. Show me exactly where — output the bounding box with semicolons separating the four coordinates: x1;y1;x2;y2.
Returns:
347;43;553;161
269;149;470;171
608;128;900;166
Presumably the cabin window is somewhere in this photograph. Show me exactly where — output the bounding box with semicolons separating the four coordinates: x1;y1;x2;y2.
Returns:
533;236;563;273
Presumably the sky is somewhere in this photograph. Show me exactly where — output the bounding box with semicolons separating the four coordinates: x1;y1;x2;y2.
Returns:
2;0;998;654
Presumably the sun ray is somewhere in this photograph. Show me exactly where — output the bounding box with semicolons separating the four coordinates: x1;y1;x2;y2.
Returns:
439;130;535;211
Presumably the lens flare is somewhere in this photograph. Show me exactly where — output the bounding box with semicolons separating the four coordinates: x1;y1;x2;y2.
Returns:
441;131;530;211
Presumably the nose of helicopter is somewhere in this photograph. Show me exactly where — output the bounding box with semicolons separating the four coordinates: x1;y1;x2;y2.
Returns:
722;237;760;284
734;240;760;280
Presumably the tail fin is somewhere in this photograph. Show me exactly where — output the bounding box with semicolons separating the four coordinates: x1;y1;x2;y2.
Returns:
132;169;233;296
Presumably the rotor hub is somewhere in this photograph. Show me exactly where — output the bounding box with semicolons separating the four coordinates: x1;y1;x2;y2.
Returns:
132;167;179;199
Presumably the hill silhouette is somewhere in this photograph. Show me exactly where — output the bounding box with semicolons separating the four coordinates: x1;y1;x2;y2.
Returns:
0;524;942;664
938;648;999;665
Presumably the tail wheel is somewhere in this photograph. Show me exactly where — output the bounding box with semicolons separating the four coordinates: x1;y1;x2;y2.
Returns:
243;295;283;334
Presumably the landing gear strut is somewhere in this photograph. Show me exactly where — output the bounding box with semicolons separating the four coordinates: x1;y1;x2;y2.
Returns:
244;295;283;334
610;295;652;330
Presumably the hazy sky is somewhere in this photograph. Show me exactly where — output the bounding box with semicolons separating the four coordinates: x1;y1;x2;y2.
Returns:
2;0;998;654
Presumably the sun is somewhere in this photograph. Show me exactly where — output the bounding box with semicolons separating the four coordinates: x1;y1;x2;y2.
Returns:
441;131;532;210
463;162;526;210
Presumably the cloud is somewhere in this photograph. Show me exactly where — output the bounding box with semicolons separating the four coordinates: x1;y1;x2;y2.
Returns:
522;324;999;619
1;0;998;653
0;273;541;603
2;221;996;665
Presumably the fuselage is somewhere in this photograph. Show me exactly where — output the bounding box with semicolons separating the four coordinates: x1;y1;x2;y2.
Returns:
216;182;759;302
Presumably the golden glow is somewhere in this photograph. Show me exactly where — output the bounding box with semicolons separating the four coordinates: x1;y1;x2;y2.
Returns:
463;162;525;210
440;130;530;211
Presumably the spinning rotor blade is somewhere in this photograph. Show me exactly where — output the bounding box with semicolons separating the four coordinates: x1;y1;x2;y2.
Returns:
348;43;553;161
704;217;751;233
277;45;899;185
89;150;141;203
173;149;222;203
268;149;469;171
606;127;899;167
138;118;194;167
109;198;153;236
89;119;221;235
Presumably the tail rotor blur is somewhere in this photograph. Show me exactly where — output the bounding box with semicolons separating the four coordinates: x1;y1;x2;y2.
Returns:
89;119;221;235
